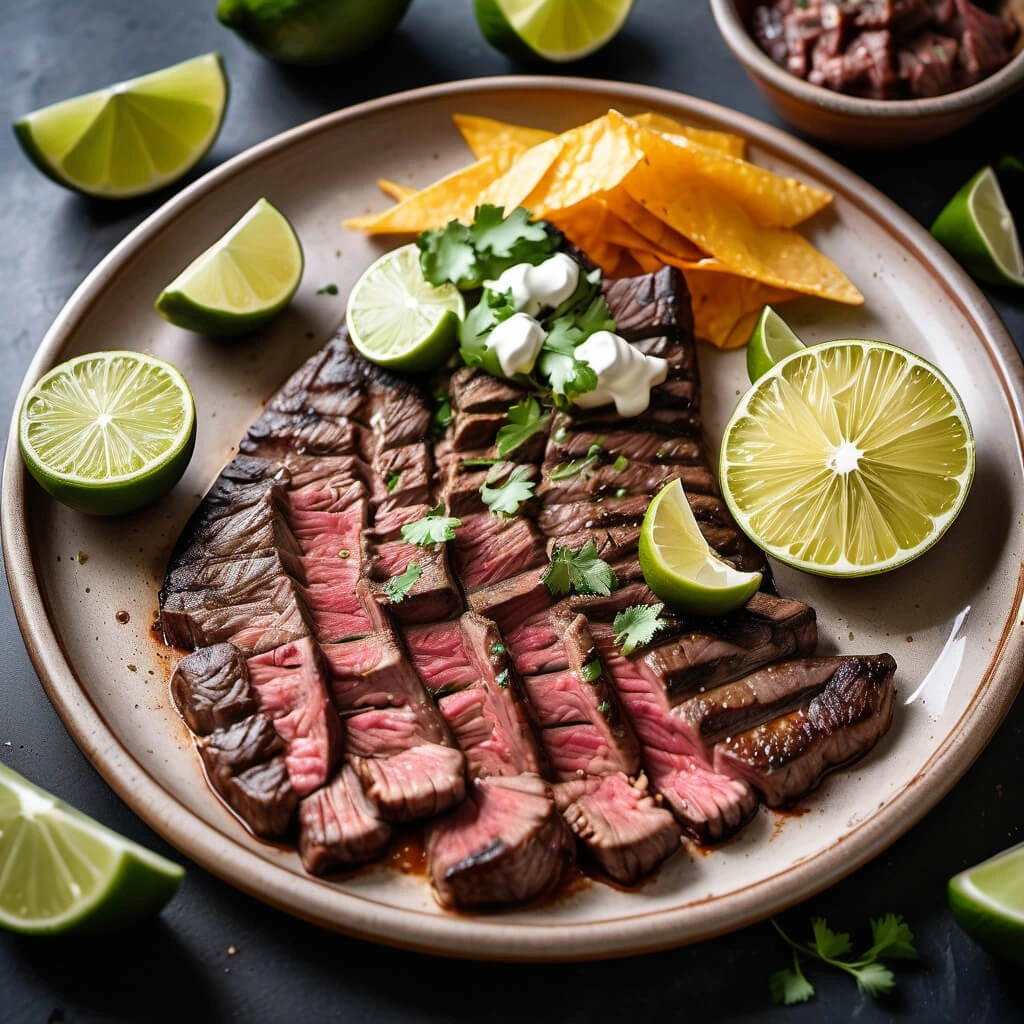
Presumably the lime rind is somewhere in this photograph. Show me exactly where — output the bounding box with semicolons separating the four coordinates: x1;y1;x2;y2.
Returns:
948;841;1024;964
18;351;196;515
13;54;228;199
346;243;465;372
639;478;762;615
474;0;633;62
720;340;975;578
931;167;1024;288
155;198;304;337
0;764;183;935
746;305;805;383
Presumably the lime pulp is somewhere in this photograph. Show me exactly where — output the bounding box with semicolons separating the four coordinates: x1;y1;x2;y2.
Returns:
18;350;196;516
0;763;183;935
13;53;227;199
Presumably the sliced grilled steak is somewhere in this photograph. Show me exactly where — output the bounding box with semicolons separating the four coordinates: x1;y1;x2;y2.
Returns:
298;764;392;874
547;425;704;466
246;637;342;798
448;366;525;414
715;654;897;805
537;460;716;507
171;643;258;735
602;265;694;343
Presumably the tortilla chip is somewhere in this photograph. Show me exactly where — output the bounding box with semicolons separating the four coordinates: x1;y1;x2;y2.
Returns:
600;189;704;262
632;112;746;159
684;268;799;349
546;200;621;275
377;178;418;202
630;118;832;230
479;136;565;213
345;155;508;233
623;168;861;304
453;113;556;160
519;111;645;218
628;247;665;274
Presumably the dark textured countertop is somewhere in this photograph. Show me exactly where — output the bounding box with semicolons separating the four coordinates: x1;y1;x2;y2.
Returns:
1;2;1022;1021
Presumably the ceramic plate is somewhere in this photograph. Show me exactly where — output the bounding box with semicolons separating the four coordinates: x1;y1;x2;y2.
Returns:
4;78;1023;960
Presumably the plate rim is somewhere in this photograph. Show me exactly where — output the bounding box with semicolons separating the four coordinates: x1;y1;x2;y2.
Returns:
3;75;1024;960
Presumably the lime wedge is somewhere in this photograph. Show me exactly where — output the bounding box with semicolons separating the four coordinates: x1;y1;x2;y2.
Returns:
473;0;634;62
217;0;412;66
155;198;304;337
949;842;1024;964
720;340;975;577
638;478;762;615
0;763;183;935
746;305;805;383
346;243;465;372
13;54;227;199
19;350;196;516
931;167;1024;288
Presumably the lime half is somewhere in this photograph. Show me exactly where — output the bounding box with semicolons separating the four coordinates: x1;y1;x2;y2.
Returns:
746;305;805;383
346;243;464;372
156;198;304;337
13;53;227;199
474;0;634;62
639;478;762;615
931;167;1024;288
0;763;183;935
720;340;975;577
19;350;196;516
949;842;1024;963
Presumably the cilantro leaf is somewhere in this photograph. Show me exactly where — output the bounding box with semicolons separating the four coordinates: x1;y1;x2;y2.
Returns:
418;219;478;289
459;287;517;378
385;562;421;603
810;918;853;961
431;392;453;438
613;603;667;656
400;504;461;546
470;205;556;280
385;471;402;493
542;541;618;597
480;465;535;517
574;292;616;336
769;962;815;1006
548;442;602;481
867;914;918;961
854;962;896;998
495;398;550;459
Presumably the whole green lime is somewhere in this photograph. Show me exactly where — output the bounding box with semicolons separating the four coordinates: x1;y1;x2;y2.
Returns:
217;0;412;66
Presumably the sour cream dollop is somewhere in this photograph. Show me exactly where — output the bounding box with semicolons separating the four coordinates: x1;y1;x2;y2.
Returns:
573;331;668;418
486;253;580;317
485;312;547;377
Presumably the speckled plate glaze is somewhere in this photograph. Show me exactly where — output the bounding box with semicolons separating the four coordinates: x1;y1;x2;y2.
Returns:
4;78;1023;961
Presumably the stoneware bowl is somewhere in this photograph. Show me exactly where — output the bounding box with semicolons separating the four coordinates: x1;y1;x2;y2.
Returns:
710;0;1024;147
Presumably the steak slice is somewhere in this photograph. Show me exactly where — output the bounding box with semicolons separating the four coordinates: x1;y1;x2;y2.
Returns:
537;460;716;507
426;774;572;909
298;764;392;874
246;637;342;798
602;266;695;344
547;424;705;466
171;642;258;735
715;654;897;806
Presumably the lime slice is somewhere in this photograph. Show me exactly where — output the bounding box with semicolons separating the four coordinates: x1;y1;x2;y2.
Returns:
720;340;975;578
931;167;1024;288
346;243;465;372
0;763;183;935
639;478;762;615
13;53;227;199
473;0;634;62
155;198;304;337
746;305;806;383
949;842;1024;964
218;0;411;66
19;350;196;516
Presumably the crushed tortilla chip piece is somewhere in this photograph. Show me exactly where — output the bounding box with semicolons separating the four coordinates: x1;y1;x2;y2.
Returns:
377;178;417;202
344;155;509;233
684;268;799;349
453;113;556;160
632;112;746;159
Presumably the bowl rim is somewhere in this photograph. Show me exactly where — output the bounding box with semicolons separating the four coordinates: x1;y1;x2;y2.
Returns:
710;0;1024;119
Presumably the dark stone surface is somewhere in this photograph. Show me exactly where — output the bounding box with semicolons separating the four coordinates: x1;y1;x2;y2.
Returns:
1;1;1022;1021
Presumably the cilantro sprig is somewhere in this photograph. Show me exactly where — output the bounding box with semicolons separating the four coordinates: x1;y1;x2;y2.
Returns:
542;541;618;598
613;603;667;656
495;397;550;458
769;915;918;1005
418;204;557;291
385;562;422;604
400;504;461;546
480;465;535;517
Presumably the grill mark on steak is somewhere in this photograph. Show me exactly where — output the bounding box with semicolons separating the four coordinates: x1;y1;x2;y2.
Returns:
714;654;897;805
